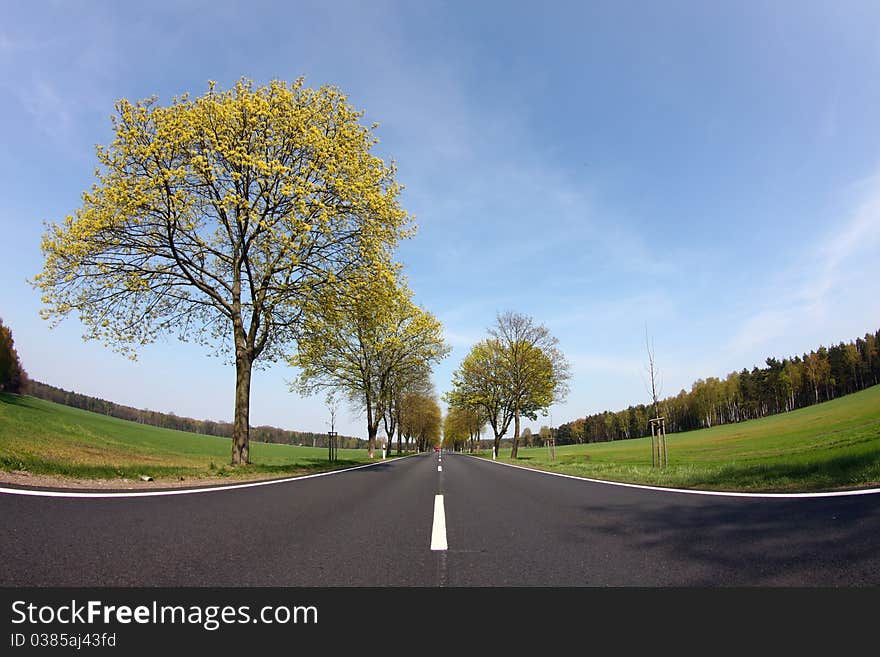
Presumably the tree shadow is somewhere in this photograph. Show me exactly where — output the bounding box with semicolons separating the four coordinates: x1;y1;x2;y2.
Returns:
248;457;405;475
247;458;367;473
694;451;880;491
0;393;44;410
569;494;880;586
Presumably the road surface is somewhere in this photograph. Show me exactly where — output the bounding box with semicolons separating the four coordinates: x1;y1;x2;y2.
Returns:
2;451;879;586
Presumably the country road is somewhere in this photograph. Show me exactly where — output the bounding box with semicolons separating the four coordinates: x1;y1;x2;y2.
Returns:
2;451;879;586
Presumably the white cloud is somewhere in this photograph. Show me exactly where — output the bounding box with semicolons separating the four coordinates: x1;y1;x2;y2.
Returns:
727;307;794;354
727;170;880;359
811;174;880;302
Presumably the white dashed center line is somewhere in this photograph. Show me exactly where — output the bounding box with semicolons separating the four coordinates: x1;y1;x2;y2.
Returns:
431;494;447;550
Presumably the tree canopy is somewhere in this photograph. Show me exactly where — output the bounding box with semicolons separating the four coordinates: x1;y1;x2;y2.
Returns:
291;269;449;457
0;318;27;394
490;311;570;457
446;312;570;457
443;405;484;452
33;78;411;463
445;338;515;456
400;390;442;452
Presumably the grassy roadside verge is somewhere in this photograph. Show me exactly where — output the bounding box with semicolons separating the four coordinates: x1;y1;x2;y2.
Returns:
0;394;393;483
474;385;880;493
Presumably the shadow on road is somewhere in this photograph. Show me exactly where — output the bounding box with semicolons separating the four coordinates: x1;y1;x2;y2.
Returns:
571;495;880;585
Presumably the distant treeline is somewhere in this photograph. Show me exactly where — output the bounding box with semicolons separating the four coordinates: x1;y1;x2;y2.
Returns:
0;317;27;394
26;380;367;449
553;328;880;445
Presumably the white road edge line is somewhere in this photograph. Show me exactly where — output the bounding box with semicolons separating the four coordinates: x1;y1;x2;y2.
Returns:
431;494;447;550
462;453;880;499
0;453;421;499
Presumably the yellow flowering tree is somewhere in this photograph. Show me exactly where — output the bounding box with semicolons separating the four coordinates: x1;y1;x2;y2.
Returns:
489;312;571;458
33;78;412;464
442;406;470;451
445;339;517;457
400;390;443;452
291;269;449;458
445;313;569;458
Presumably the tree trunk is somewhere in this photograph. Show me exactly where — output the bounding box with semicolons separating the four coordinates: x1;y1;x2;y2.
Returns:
510;412;520;459
367;425;377;459
365;398;376;458
231;353;253;465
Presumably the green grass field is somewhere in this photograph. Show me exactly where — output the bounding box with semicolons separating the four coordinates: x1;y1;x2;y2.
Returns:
0;394;385;481
485;384;880;492
3;386;879;491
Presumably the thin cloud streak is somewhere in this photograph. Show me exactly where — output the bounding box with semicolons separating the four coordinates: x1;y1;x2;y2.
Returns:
727;171;880;359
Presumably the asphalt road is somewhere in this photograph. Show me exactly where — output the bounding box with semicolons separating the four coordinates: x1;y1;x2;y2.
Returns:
2;451;879;586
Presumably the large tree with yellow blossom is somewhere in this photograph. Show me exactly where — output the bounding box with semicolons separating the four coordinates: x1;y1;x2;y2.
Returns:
33;78;412;464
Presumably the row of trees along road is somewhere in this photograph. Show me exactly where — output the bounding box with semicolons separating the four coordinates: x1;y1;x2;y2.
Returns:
398;389;443;453
33;78;447;464
445;312;571;458
442;405;485;452
555;327;880;445
290;266;449;457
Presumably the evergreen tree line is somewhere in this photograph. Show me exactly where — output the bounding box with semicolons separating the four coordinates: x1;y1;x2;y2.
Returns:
0;318;28;394
25;380;367;449
556;328;880;445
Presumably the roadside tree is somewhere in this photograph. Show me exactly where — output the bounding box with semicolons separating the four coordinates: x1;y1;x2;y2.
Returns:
400;391;442;451
489;312;571;458
0;318;27;394
34;78;411;464
291;270;448;458
445;339;514;458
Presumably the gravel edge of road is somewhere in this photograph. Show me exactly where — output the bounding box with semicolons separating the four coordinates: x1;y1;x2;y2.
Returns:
0;454;420;493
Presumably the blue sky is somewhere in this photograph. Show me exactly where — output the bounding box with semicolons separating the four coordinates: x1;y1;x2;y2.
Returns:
2;1;879;437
